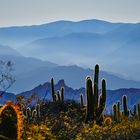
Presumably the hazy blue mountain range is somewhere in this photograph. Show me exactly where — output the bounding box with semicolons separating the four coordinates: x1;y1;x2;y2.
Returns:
0;44;140;93
0;19;140;89
0;19;122;47
0;44;20;56
1;80;140;113
0;19;139;80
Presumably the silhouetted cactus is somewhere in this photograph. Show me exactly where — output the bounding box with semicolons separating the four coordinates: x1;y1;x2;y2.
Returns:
117;101;121;121
80;94;84;107
61;87;64;101
26;107;31;122
57;90;61;101
112;101;121;122
130;104;137;117
32;109;37;122
85;77;94;122
138;102;140;120
122;95;129;117
51;78;55;102
113;104;117;121
54;94;57;102
36;104;41;118
26;104;41;123
51;78;65;102
85;64;106;123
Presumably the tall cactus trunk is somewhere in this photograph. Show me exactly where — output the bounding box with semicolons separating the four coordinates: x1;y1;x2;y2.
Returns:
85;77;94;123
122;95;129;117
138;102;140;120
85;64;106;124
80;94;84;107
96;79;106;121
130;104;137;117
113;104;117;121
61;87;64;101
117;102;120;121
51;78;55;102
93;64;99;116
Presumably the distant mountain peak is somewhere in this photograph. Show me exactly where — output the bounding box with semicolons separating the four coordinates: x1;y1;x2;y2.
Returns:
57;79;66;87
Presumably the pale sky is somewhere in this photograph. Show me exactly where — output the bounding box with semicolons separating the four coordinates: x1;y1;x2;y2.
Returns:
0;0;140;27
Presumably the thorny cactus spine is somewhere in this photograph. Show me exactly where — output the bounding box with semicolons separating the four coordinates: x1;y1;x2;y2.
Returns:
122;95;129;117
80;94;84;107
85;64;106;123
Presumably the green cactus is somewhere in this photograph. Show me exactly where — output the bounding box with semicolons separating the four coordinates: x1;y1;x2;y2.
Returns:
85;77;94;122
32;109;37;122
26;107;31;122
54;94;57;102
36;104;41;118
138;102;140;120
61;87;64;101
113;104;117;121
51;78;55;102
80;94;84;107
57;90;61;101
112;102;121;122
117;101;121;121
122;95;129;117
26;104;40;123
85;64;106;123
130;104;137;117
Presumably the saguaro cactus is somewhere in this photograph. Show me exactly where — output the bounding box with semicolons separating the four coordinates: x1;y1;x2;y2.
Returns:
61;87;64;101
57;90;61;101
85;64;106;123
51;78;55;102
122;95;129;117
36;104;41;118
138;102;140;120
112;101;121;122
130;104;137;117
113;104;117;121
80;94;84;107
85;77;94;122
117;101;121;121
26;107;32;122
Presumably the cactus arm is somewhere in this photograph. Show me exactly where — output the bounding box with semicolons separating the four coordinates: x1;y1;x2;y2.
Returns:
96;79;106;119
130;105;137;117
85;77;94;122
57;90;61;101
93;64;99;111
117;102;120;121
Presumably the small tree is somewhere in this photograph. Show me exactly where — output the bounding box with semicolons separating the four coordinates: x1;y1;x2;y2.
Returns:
0;60;15;97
